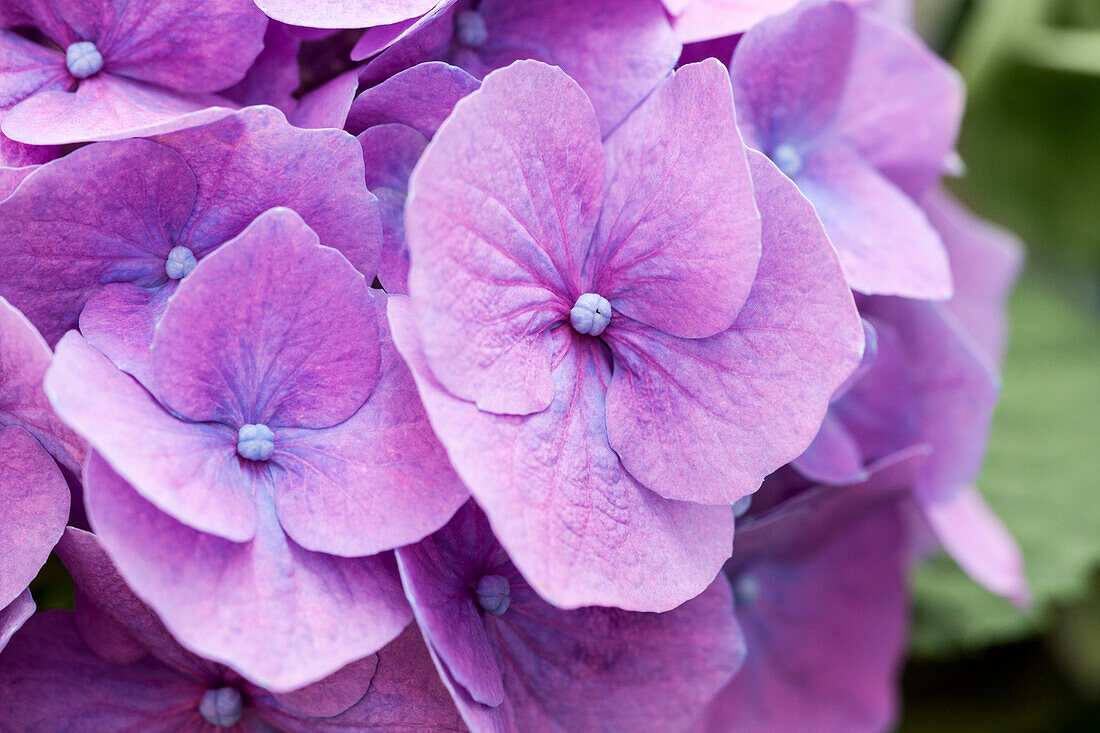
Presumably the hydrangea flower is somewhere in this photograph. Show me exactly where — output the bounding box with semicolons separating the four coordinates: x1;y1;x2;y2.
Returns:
0;0;267;149
396;501;744;731
697;452;918;732
346;61;481;293
0;106;380;384
389;58;863;610
355;0;681;135
730;0;962;299
45;208;468;689
0;297;79;650
0;529;466;732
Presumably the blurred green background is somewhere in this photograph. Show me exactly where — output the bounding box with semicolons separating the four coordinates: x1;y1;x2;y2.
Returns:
901;0;1100;730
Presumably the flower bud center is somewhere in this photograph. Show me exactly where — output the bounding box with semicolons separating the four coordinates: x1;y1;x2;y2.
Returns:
66;41;103;79
200;687;243;728
165;246;198;280
476;574;511;616
570;293;612;337
237;424;275;462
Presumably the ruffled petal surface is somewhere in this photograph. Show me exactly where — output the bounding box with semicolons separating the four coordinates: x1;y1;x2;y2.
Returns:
390;298;734;612
406;60;604;415
605;152;863;504
84;453;413;692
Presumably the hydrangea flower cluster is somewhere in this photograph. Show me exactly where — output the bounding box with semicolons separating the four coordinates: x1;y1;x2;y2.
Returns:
0;0;1026;730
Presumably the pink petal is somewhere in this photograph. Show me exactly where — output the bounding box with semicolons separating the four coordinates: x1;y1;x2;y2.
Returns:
390;297;735;612
406;60;604;415
591;59;760;339
84;453;413;693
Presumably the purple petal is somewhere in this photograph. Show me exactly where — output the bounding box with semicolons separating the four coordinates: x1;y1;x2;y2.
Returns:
260;625;467;732
457;0;681;134
821;4;963;197
26;0;267;92
79;283;173;386
57;528;214;677
150;208;380;429
591;59;760;340
395;505;506;708
699;454;916;733
223;21;303;115
291;69;360;130
398;502;744;732
0;590;33;651
406;60;604;415
0;164;43;198
359;123;428;295
254;0;444;28
273;293;468;557
84;452;413;692
923;487;1029;607
605;151;863;504
797;144;952;298
46;333;257;542
346;62;480;138
0;297;85;472
924;188;1024;365
2;74;235;146
791;411;869;486
153;106;381;277
269;655;378;719
859;298;998;508
499;576;741;732
0;610;202;732
390;297;735;611
0;139;197;346
0;426;69;612
673;0;802;43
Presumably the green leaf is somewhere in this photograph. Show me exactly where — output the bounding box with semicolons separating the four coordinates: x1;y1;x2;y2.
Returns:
910;270;1100;656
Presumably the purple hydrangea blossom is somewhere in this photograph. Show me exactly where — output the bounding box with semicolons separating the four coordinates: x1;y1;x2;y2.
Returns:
0;0;267;149
45;208;468;689
347;62;481;293
0;529;466;732
794;293;1027;602
355;0;681;136
789;189;1027;604
697;452;918;733
0;297;79;650
389;59;863;610
0;106;381;384
396;501;744;732
730;0;962;299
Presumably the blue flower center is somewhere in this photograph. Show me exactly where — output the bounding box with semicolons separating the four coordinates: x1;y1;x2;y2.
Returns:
570;293;612;337
733;574;760;608
200;687;243;728
455;10;489;47
476;574;511;616
237;424;275;462
165;246;197;280
772;143;803;178
65;42;103;79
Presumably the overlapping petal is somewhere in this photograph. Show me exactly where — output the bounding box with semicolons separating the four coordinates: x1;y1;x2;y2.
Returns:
391;299;735;611
605;151;863;504
398;502;744;732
